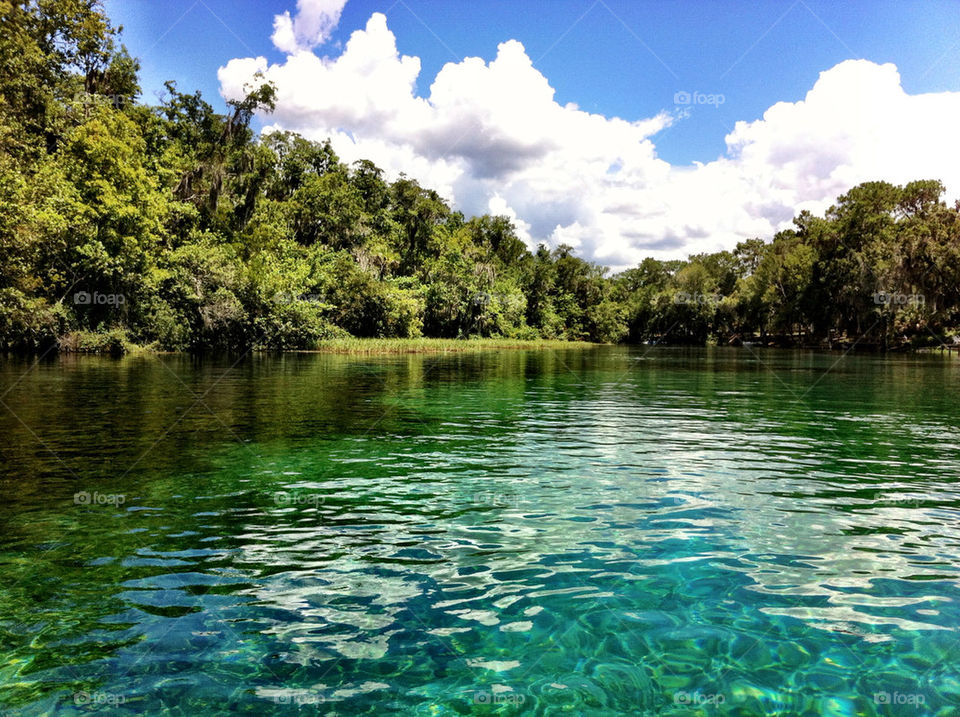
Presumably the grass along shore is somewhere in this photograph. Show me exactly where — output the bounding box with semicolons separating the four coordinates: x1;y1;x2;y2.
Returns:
309;338;597;354
48;331;596;355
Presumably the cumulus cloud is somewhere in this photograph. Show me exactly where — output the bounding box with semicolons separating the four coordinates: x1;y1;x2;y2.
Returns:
271;0;348;53
221;10;960;270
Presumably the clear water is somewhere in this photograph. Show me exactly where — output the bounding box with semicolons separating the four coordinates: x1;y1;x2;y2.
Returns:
1;347;959;715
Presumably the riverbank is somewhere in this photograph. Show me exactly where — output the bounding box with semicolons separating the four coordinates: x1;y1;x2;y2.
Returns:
308;338;597;354
41;331;959;356
44;333;597;356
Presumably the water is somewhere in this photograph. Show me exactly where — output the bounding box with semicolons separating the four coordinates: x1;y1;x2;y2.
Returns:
1;347;959;715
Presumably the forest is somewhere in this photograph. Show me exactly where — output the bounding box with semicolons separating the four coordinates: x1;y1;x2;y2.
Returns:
2;1;959;353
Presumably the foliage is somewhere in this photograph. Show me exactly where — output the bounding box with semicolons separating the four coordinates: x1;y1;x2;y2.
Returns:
2;2;959;353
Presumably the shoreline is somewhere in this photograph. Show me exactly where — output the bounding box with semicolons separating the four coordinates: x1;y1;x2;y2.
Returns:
25;337;599;357
7;338;957;357
306;338;598;354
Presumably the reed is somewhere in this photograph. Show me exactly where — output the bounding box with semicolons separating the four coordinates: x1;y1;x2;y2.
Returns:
311;338;597;354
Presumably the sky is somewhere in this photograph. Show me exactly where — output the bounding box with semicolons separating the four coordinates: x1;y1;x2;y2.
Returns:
105;0;960;269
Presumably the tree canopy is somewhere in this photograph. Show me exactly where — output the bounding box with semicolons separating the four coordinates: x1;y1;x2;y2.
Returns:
2;1;959;353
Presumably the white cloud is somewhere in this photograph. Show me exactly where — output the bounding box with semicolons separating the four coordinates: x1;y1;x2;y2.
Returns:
221;11;960;271
271;0;348;54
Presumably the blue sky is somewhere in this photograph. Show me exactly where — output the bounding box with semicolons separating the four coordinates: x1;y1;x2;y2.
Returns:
104;0;959;165
104;0;960;266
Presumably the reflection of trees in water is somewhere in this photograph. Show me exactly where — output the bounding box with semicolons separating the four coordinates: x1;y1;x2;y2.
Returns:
3;349;960;710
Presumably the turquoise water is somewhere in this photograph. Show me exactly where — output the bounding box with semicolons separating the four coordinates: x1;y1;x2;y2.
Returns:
1;347;959;715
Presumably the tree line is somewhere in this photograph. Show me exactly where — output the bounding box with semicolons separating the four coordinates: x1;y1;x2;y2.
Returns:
2;1;958;353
